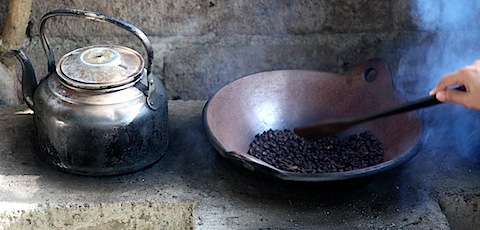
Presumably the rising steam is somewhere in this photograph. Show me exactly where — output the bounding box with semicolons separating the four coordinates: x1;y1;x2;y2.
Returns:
396;0;480;159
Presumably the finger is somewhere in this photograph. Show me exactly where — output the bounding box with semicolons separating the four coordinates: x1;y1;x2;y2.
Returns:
430;72;465;95
438;89;469;104
435;90;446;101
430;65;478;94
472;60;480;67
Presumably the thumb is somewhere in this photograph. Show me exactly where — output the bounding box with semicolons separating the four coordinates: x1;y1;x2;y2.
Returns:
436;90;468;104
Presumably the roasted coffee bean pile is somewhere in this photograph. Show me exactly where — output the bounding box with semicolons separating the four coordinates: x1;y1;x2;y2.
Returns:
248;129;384;173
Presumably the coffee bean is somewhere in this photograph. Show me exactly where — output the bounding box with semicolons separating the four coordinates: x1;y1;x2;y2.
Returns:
247;129;384;173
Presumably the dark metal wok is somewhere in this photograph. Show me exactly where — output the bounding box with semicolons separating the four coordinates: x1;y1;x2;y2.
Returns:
202;58;423;182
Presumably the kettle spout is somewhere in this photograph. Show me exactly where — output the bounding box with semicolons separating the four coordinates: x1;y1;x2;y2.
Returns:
11;49;37;110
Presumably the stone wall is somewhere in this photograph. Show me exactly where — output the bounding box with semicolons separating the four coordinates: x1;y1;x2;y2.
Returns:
1;0;423;101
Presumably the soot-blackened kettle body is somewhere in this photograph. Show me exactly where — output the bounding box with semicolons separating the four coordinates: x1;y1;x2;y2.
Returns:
12;9;168;176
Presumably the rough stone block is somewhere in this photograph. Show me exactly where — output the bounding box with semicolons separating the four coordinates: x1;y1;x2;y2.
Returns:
215;0;327;35
322;0;395;33
164;43;332;100
391;1;418;31
0;1;7;33
163;32;399;100
28;0;211;37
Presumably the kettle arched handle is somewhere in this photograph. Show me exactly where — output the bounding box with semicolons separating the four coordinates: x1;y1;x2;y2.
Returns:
39;9;153;76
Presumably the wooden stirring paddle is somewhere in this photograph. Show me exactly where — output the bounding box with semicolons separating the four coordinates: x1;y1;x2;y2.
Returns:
294;86;465;140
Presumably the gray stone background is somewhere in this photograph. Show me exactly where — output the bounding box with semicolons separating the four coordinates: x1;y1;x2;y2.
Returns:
0;0;437;101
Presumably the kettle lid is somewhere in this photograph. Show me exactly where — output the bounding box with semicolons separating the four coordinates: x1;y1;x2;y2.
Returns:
57;45;144;89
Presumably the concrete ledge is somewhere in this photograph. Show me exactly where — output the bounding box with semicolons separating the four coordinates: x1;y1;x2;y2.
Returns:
1;201;194;229
0;101;479;229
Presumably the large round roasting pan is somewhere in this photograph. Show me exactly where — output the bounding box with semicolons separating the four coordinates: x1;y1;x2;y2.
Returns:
203;58;423;182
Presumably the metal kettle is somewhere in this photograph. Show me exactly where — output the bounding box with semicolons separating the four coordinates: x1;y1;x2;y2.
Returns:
12;9;168;176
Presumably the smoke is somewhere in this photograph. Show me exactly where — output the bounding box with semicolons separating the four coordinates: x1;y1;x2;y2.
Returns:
395;0;480;160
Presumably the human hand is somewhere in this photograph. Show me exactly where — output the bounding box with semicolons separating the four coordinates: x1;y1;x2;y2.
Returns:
429;60;480;110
